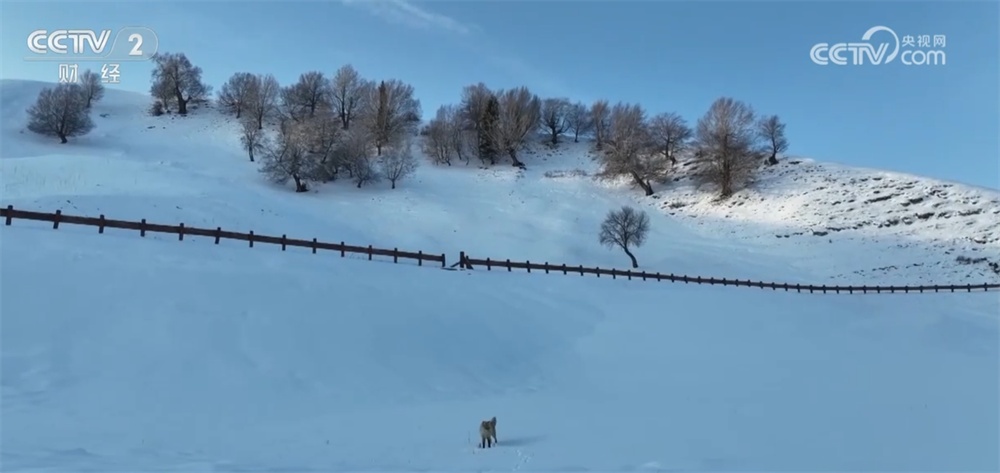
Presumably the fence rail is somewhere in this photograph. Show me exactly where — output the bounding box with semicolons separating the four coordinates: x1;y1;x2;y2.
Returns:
1;205;446;267
3;205;997;295
456;252;1000;294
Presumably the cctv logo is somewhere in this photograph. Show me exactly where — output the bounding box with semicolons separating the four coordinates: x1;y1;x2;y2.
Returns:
810;26;900;66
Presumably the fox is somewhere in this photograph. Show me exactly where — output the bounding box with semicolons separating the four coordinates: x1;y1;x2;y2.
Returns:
479;416;497;448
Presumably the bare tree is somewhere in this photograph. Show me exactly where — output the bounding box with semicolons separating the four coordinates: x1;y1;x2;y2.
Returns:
597;102;666;196
218;72;257;119
151;79;173;113
258;119;323;192
599;205;650;269
78;69;104;108
299;112;344;182
281;71;329;121
490;86;540;168
239;116;267;162
758;114;788;165
539;97;571;146
459;83;500;165
362;79;421;156
424;106;454;165
149;52;211;115
330;64;370;130
694;97;763;198
334;127;376;185
566;101;592;143
247;74;280;130
590;99;611;150
379;140;419;189
647;112;692;166
26;83;94;144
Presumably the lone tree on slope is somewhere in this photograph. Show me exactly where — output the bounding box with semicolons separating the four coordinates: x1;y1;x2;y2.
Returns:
599;205;650;269
26;83;94;143
757;114;788;166
150;51;211;115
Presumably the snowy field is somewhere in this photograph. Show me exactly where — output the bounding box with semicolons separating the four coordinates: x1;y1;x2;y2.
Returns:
1;79;998;472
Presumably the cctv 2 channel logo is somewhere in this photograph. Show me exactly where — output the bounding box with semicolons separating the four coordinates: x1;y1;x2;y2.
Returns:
25;27;160;62
810;26;946;66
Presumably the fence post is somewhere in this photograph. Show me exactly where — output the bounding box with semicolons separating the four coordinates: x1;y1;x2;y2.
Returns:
418;250;422;266
394;248;398;264
341;242;345;257
99;215;106;233
562;264;567;275
368;245;373;260
312;238;317;254
611;269;615;280
52;209;62;229
215;227;222;244
4;205;12;225
796;284;801;293
596;267;600;278
441;253;446;268
178;223;185;241
279;235;285;251
506;259;511;272
544;262;549;274
984;283;989;292
627;270;632;280
460;251;466;269
140;219;147;237
578;265;584;276
526;261;531;273
249;230;254;248
486;258;492;270
966;284;972;293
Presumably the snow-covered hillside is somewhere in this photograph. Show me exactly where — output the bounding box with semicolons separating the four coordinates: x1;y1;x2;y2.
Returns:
2;79;998;472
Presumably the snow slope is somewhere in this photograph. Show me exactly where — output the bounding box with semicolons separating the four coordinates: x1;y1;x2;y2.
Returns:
2;79;998;472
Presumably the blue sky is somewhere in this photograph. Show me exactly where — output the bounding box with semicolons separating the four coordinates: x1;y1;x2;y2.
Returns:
2;0;997;189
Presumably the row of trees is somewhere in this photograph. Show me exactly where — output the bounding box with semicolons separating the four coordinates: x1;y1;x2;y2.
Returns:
25;70;105;143
424;83;789;197
26;49;789;199
145;52;422;192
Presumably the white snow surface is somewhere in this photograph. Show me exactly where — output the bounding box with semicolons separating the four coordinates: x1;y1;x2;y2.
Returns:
1;79;998;472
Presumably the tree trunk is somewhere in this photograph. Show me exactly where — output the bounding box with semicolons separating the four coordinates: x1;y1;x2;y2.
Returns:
623;247;638;268
507;148;524;168
391;179;396;189
767;152;778;165
293;176;308;192
550;130;558;146
59;133;68;144
248;147;254;162
630;171;654;196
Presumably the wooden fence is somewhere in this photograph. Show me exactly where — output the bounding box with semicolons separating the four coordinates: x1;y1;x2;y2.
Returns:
3;205;997;294
456;252;1000;294
1;206;446;267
